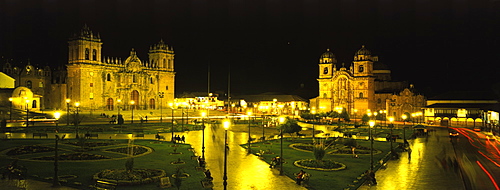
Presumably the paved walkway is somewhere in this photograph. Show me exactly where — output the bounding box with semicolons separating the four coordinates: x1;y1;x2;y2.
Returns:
0;178;78;190
357;127;465;190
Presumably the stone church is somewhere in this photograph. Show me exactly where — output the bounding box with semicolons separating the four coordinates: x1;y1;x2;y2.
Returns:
309;46;426;119
1;25;175;112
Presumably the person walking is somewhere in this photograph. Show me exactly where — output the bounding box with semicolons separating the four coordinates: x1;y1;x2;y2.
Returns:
408;147;412;159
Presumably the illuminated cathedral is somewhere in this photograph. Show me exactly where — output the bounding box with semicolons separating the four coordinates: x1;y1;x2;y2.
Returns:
309;46;426;118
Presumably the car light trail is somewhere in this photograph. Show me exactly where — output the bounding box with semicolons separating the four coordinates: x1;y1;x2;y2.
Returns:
476;160;500;190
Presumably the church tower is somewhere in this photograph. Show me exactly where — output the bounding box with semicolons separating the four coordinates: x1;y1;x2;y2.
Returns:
68;24;102;64
352;45;375;111
148;39;174;71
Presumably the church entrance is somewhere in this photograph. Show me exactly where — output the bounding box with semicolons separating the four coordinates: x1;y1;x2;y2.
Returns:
107;98;114;111
131;90;139;110
149;98;155;109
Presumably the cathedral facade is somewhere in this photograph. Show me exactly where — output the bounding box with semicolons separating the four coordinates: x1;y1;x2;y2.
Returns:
309;46;426;119
66;25;175;111
1;25;175;112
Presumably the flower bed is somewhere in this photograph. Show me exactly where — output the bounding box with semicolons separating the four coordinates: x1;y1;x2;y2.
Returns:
6;145;55;156
33;152;111;160
293;159;346;171
105;146;149;156
93;169;166;186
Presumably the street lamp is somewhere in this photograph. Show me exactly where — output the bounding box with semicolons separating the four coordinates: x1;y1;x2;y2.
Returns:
223;120;231;190
170;103;175;142
159;92;164;123
130;100;135;124
402;114;407;141
52;134;65;187
54;112;61;132
388;117;394;156
201;111;206;159
117;99;122;126
279;116;286;175
369;120;375;172
74;102;80;138
247;111;252;154
65;99;71;126
8;97;13;122
25;99;30;127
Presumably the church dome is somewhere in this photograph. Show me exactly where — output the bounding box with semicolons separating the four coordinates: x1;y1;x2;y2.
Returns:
355;45;371;56
320;49;336;59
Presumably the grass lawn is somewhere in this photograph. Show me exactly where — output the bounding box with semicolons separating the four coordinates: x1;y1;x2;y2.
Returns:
0;139;207;190
246;137;393;190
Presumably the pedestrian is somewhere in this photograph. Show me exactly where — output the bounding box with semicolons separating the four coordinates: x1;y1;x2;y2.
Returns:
145;116;148;123
367;170;377;185
181;135;185;143
408;147;412;159
302;172;311;187
295;170;305;185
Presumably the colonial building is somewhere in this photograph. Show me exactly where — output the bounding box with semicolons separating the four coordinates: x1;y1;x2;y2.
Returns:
309;46;426;119
1;25;176;113
66;25;175;111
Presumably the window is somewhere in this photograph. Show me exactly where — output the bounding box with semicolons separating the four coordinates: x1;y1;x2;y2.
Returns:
106;73;111;81
323;93;327;98
92;49;97;60
358;65;364;72
39;82;44;87
359;92;364;98
85;48;90;60
377;98;381;103
150;77;154;84
166;86;169;90
90;83;93;87
323;67;328;74
90;93;94;99
26;80;32;89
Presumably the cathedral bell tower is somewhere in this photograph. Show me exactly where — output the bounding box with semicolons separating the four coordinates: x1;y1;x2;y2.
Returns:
68;24;102;64
148;39;174;71
352;45;373;77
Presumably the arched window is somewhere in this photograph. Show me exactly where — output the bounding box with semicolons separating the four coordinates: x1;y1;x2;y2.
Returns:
32;100;37;108
132;75;136;83
323;93;327;98
359;92;364;98
358;65;364;73
85;48;90;60
131;90;139;110
92;49;97;60
149;98;155;109
107;98;114;111
26;80;32;89
377;98;381;103
106;73;111;81
166;86;168;90
150;77;154;84
163;58;167;68
323;67;328;74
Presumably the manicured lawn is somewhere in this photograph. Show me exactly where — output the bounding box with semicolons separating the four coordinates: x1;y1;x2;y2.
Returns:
246;137;393;190
0;139;207;190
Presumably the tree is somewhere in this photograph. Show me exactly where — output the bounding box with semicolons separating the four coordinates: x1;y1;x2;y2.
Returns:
361;114;370;125
279;118;301;138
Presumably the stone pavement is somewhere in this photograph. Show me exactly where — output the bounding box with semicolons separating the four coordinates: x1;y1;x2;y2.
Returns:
0;178;78;190
357;127;465;190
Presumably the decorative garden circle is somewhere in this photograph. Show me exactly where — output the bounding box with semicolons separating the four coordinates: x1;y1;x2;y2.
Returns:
294;159;346;171
93;169;166;186
171;173;190;178
290;143;381;155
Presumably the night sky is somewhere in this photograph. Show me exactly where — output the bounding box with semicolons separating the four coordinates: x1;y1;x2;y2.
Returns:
1;0;499;99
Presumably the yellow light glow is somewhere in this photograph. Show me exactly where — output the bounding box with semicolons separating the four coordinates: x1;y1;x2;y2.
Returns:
130;100;135;105
117;99;121;103
201;111;206;118
25;99;30;103
9;97;13;101
223;120;231;130
66;99;71;103
247;111;252;116
369;120;375;127
279;116;286;124
402;114;407;120
367;112;372;117
389;117;394;122
54;112;61;119
75;102;80;107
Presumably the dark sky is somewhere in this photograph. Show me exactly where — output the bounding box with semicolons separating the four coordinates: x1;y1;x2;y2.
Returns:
1;0;499;98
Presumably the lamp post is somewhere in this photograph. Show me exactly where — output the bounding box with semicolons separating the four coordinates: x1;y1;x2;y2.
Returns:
388;117;394;156
223;120;230;190
201;111;206;159
373;112;378;135
54;112;61;132
66;99;71;126
159;92;164;123
8;97;13;122
52;134;65;187
262;115;265;142
74;102;80;138
117;99;122;128
170;103;175;142
247;111;252;154
369;120;375;172
336;107;342;129
279;116;286;175
402;114;407;141
353;109;358;126
25;99;30;127
130;100;135;124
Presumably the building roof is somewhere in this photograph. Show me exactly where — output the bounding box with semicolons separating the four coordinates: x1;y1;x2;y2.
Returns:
428;91;499;100
426;103;500;112
234;94;307;102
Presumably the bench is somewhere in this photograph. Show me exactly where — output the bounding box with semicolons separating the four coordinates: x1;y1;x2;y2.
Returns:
32;133;48;138
85;133;98;139
159;177;171;188
134;134;145;138
95;180;117;190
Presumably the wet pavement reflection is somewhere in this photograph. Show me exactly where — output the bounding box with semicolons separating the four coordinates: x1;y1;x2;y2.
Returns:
358;127;465;190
